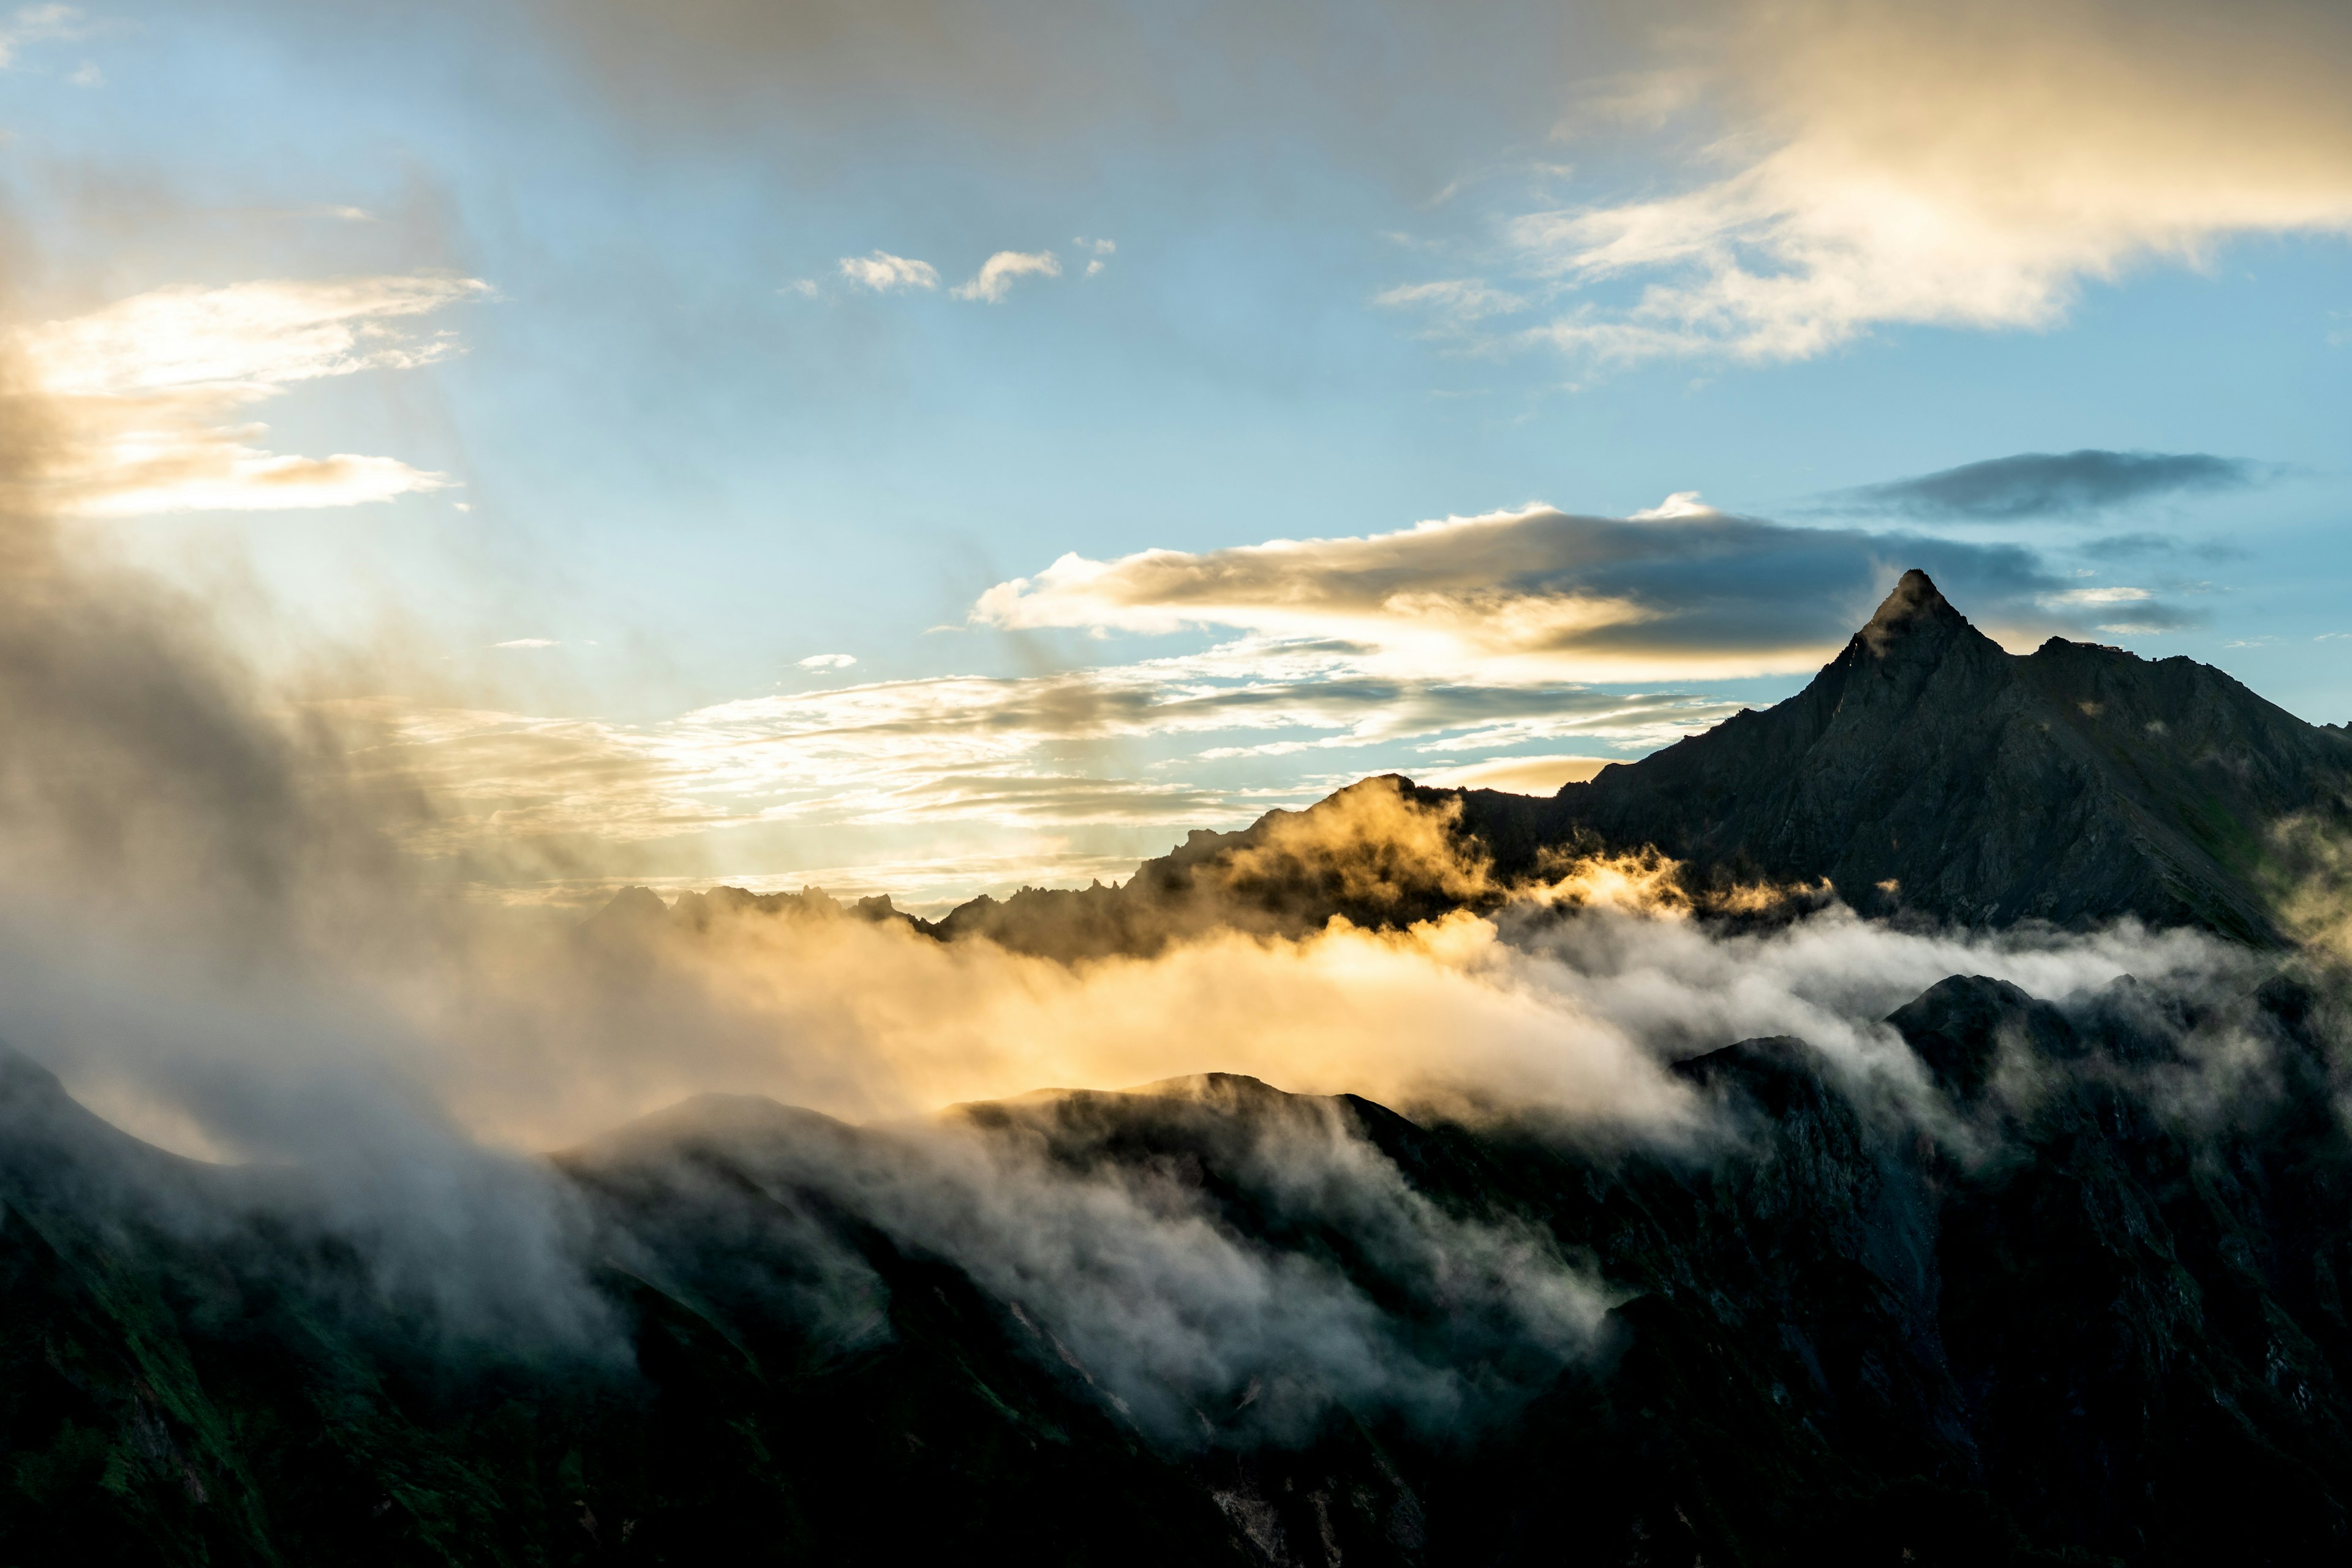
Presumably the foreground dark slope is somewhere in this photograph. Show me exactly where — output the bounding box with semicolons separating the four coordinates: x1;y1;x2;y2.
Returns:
7;962;2352;1565
929;571;2352;957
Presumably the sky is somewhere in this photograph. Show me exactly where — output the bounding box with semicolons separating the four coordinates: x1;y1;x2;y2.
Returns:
6;0;2351;913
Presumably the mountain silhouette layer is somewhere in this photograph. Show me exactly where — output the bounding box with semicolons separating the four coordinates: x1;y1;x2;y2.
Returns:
17;570;2352;1564
5;961;2351;1564
921;570;2352;958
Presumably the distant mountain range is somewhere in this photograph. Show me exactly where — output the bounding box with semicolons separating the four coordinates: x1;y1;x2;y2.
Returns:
11;572;2352;1565
926;571;2352;956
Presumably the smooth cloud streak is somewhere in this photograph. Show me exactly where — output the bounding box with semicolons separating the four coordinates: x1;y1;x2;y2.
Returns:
1822;449;2271;521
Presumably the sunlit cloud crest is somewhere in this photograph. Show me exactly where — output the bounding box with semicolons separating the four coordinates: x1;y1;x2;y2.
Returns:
12;273;487;515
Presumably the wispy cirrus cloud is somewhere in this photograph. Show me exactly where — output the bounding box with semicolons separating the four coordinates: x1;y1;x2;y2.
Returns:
1820;450;2273;521
353;638;1733;881
11;273;486;515
0;4;86;68
1373;278;1528;327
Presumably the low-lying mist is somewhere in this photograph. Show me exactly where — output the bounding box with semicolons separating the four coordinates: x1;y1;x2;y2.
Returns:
0;334;2337;1460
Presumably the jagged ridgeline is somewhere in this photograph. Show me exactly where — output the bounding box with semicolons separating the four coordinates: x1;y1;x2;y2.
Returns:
869;570;2352;957
10;572;2352;1567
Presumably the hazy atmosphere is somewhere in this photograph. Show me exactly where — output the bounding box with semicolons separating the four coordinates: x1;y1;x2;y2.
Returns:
9;0;2346;910
6;4;2352;1564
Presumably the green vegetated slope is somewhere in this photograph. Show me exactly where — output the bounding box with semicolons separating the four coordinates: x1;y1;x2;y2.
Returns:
6;962;2352;1566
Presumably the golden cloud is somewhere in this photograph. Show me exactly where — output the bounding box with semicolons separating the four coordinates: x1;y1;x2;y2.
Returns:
10;274;487;516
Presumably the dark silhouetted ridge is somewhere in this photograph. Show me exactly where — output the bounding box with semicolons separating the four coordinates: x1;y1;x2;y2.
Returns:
1469;568;2352;942
598;569;2352;956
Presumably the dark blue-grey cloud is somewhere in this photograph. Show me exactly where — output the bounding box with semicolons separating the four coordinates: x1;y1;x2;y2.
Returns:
1821;450;2273;522
2077;531;2249;564
978;503;2204;673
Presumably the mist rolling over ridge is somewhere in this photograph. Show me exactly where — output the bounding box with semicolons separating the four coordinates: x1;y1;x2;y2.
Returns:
9;529;2352;1561
7;0;2352;1561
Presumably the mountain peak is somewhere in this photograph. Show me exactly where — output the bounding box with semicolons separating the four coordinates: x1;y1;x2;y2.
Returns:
1858;568;1964;654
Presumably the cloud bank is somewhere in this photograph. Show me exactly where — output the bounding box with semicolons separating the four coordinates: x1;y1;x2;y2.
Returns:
972;501;2176;682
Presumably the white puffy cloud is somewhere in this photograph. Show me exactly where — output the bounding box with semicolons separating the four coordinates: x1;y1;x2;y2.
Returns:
837;251;941;292
11;274;486;516
952;249;1061;302
797;652;858;669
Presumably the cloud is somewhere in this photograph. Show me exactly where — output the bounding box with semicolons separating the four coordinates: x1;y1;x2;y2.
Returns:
20;274;488;398
582;1077;1615;1447
355;642;1733;865
1824;450;2271;521
1374;278;1529;325
1496;0;2352;361
797;652;858;668
1418;755;1613;794
494;638;560;649
2043;586;2152;606
952;249;1061;302
972;501;2146;683
1073;236;1114;277
2038;583;2203;633
837;251;940;292
10;274;486;515
0;3;83;68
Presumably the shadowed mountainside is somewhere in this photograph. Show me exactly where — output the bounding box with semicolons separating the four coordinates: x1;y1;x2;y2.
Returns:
865;571;2352;959
6;960;2352;1565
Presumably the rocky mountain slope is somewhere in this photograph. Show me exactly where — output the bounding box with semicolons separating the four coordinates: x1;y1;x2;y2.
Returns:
925;571;2352;957
6;957;2351;1565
